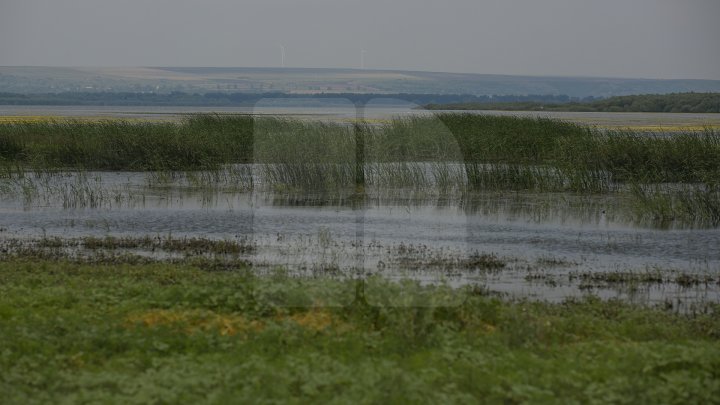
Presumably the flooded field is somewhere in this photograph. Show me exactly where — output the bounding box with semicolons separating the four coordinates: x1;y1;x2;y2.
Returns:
1;165;718;310
1;111;719;311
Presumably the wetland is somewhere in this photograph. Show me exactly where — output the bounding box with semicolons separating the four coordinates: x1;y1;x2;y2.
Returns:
1;111;719;402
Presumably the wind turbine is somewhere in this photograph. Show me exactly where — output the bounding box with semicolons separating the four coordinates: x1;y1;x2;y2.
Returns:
360;49;366;70
280;45;286;68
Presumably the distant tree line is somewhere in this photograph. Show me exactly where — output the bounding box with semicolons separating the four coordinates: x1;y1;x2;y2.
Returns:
0;91;582;107
425;93;720;113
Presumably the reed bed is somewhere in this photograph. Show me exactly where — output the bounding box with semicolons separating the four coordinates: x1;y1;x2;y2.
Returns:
1;113;719;196
0;115;254;170
630;184;720;226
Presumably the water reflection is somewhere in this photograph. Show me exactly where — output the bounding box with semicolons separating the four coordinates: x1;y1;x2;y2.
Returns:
0;169;718;307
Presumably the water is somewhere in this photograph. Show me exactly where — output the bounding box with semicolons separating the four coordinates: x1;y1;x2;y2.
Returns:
1;104;719;307
1;169;718;308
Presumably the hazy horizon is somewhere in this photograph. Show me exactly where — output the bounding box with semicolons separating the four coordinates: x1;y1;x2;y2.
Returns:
1;0;719;80
4;66;720;83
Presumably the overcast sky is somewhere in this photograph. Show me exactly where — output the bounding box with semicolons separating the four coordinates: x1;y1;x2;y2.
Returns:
1;0;718;79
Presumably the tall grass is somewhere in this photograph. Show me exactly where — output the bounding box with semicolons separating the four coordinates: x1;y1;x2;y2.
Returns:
630;184;720;226
0;115;254;170
573;129;720;183
253;118;357;191
1;114;719;194
437;114;591;164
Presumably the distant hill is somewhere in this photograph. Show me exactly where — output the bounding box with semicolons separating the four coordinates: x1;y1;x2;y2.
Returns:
0;92;577;107
2;67;720;98
424;93;720;113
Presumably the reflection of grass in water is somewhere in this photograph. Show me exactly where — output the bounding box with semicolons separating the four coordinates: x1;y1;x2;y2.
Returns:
1;259;719;403
1;171;718;228
391;250;506;272
0;170;145;209
567;269;719;289
527;268;720;296
81;235;255;255
146;166;254;192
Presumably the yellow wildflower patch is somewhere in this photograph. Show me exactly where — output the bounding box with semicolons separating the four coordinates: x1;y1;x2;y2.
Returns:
125;309;264;337
126;308;349;336
607;125;720;132
0;116;58;124
456;311;498;335
0;116;164;124
287;309;336;332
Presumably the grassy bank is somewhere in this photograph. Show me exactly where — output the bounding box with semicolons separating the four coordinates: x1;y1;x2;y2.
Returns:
1;259;719;403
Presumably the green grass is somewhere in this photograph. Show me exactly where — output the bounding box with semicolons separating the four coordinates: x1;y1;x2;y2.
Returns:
1;259;719;404
433;115;720;187
630;184;720;226
0;115;255;170
2;113;720;194
1;114;717;177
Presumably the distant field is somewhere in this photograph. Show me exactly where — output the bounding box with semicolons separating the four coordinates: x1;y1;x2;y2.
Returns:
426;92;720;114
0;116;157;124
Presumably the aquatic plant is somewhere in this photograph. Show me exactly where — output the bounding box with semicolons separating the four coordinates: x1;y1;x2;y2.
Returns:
0;115;254;170
630;183;720;226
3;114;720;224
1;114;717;185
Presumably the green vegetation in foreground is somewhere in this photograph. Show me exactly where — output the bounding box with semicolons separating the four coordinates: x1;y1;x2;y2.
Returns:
1;259;719;404
425;92;720;113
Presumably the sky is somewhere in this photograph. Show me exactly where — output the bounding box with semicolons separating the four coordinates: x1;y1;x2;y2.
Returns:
1;0;719;80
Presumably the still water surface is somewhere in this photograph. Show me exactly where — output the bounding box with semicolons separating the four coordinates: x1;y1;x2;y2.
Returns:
1;169;717;307
1;105;719;307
